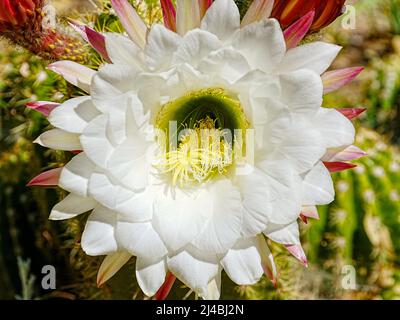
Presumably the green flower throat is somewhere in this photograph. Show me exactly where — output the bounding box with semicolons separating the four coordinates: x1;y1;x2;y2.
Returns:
155;88;250;187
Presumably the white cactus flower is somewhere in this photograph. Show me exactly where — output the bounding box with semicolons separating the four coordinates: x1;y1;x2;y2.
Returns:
29;0;363;299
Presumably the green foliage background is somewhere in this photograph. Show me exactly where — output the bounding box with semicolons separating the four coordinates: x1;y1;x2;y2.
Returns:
0;0;399;300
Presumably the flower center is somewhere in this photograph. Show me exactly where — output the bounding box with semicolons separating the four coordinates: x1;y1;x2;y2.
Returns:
155;88;249;187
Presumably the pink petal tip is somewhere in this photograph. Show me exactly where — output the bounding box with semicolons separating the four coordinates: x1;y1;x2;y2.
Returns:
322;67;364;94
301;206;320;220
27;167;62;187
85;26;111;63
286;245;308;268
26;101;60;117
336;108;366;120
323;145;367;162
324;161;357;173
284;11;315;49
300;214;309;224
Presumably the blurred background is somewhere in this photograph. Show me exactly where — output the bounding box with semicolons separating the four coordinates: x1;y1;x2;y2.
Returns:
0;0;399;300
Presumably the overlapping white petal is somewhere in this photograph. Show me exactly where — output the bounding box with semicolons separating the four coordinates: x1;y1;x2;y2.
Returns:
278;42;342;75
313;108;355;148
167;247;219;298
221;238;264;285
91;65;139;109
88;172;153;220
200;0;240;41
59;153;95;197
146;24;182;70
49;194;96;220
302;162;335;206
136;257;167;297
191;179;243;254
80;114;114;168
233;19;285;73
81;206;118;256
35;129;81;151
264;221;301;245
279;69;323;115
153;187;212;252
172;29;222;66
116;221;167;258
104;32;144;67
48;61;95;93
48;96;100;134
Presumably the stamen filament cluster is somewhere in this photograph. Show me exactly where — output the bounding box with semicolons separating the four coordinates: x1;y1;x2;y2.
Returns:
158;117;233;187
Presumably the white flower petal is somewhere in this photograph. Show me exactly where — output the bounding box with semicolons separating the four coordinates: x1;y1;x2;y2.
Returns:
104;32;144;67
322;145;366;162
252;97;290;143
59;153;95;197
203;272;222;300
241;158;302;226
146;24;182;70
239;169;272;235
48;96;100;134
302;162;335;205
198;48;251;83
115;221;167;258
35;129;81;151
264;221;300;245
257;235;277;283
167;248;219;297
278;42;342;75
221;238;264;285
80;114;114;168
107;138;153;191
153;188;212;252
136;257;167;297
81;206;118;256
201;0;240;41
279;69;323;115
313;108;355;148
241;0;274;26
91;65;139;111
48;61;95;93
172;29;222;66
49;193;96;220
88;173;154;221
191;179;243;254
233;19;285;73
277;124;326;173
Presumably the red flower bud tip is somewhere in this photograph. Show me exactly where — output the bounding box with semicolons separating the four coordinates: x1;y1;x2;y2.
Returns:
324;161;357;173
286;244;308;268
337;108;366;120
272;0;346;33
0;0;38;26
0;0;87;63
153;272;176;300
27;167;62;187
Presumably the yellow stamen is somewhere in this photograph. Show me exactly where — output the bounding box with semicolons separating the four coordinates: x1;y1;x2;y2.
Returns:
157;117;233;187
